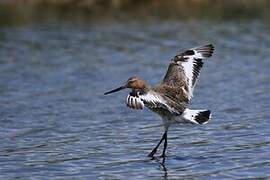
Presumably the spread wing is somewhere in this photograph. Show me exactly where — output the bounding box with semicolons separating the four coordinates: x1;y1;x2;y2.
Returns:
126;90;183;115
162;44;214;101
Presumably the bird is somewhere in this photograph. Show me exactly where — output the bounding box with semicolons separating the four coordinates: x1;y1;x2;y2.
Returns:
104;44;214;159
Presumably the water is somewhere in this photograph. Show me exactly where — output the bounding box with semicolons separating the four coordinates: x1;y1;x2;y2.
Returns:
0;20;270;179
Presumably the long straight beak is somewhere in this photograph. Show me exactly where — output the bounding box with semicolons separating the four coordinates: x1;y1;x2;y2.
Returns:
104;86;126;95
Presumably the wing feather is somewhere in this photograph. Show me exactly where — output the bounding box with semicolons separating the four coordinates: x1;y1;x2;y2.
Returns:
126;90;182;115
163;44;214;101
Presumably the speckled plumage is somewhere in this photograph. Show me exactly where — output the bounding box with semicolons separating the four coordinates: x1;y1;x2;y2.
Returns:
105;44;215;159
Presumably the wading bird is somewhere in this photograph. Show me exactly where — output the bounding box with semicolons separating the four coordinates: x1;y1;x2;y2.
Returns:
104;44;214;159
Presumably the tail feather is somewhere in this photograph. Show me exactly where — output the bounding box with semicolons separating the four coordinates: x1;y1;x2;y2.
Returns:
182;109;211;124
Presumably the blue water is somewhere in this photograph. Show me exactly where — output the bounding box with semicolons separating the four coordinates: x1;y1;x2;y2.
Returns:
0;20;270;179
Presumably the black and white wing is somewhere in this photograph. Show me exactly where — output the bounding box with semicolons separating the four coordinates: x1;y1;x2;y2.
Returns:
163;44;214;101
126;90;182;115
126;91;145;110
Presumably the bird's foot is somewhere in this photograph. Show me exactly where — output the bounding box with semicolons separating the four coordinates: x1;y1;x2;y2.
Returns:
148;149;157;157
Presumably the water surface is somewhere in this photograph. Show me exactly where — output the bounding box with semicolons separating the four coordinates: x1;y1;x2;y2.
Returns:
0;20;270;179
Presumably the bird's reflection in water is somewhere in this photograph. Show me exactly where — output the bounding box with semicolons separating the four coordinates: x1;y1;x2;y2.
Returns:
151;157;168;179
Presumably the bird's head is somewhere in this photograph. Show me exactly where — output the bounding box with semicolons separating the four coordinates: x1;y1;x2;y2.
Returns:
126;76;146;89
104;76;146;95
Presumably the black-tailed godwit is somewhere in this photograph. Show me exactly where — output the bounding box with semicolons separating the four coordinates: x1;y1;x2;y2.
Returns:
105;44;214;160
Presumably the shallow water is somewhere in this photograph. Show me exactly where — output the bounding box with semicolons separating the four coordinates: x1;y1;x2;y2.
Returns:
0;20;270;179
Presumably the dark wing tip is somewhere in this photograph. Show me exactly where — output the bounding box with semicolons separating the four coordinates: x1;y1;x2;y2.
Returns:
174;44;215;61
194;44;215;58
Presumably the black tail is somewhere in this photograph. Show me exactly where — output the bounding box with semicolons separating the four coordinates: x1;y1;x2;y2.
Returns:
194;110;211;124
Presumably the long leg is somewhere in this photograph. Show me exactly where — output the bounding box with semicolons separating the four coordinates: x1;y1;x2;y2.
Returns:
148;131;167;157
161;131;167;158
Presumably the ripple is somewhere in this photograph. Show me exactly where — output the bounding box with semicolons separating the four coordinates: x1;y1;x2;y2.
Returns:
0;20;270;179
